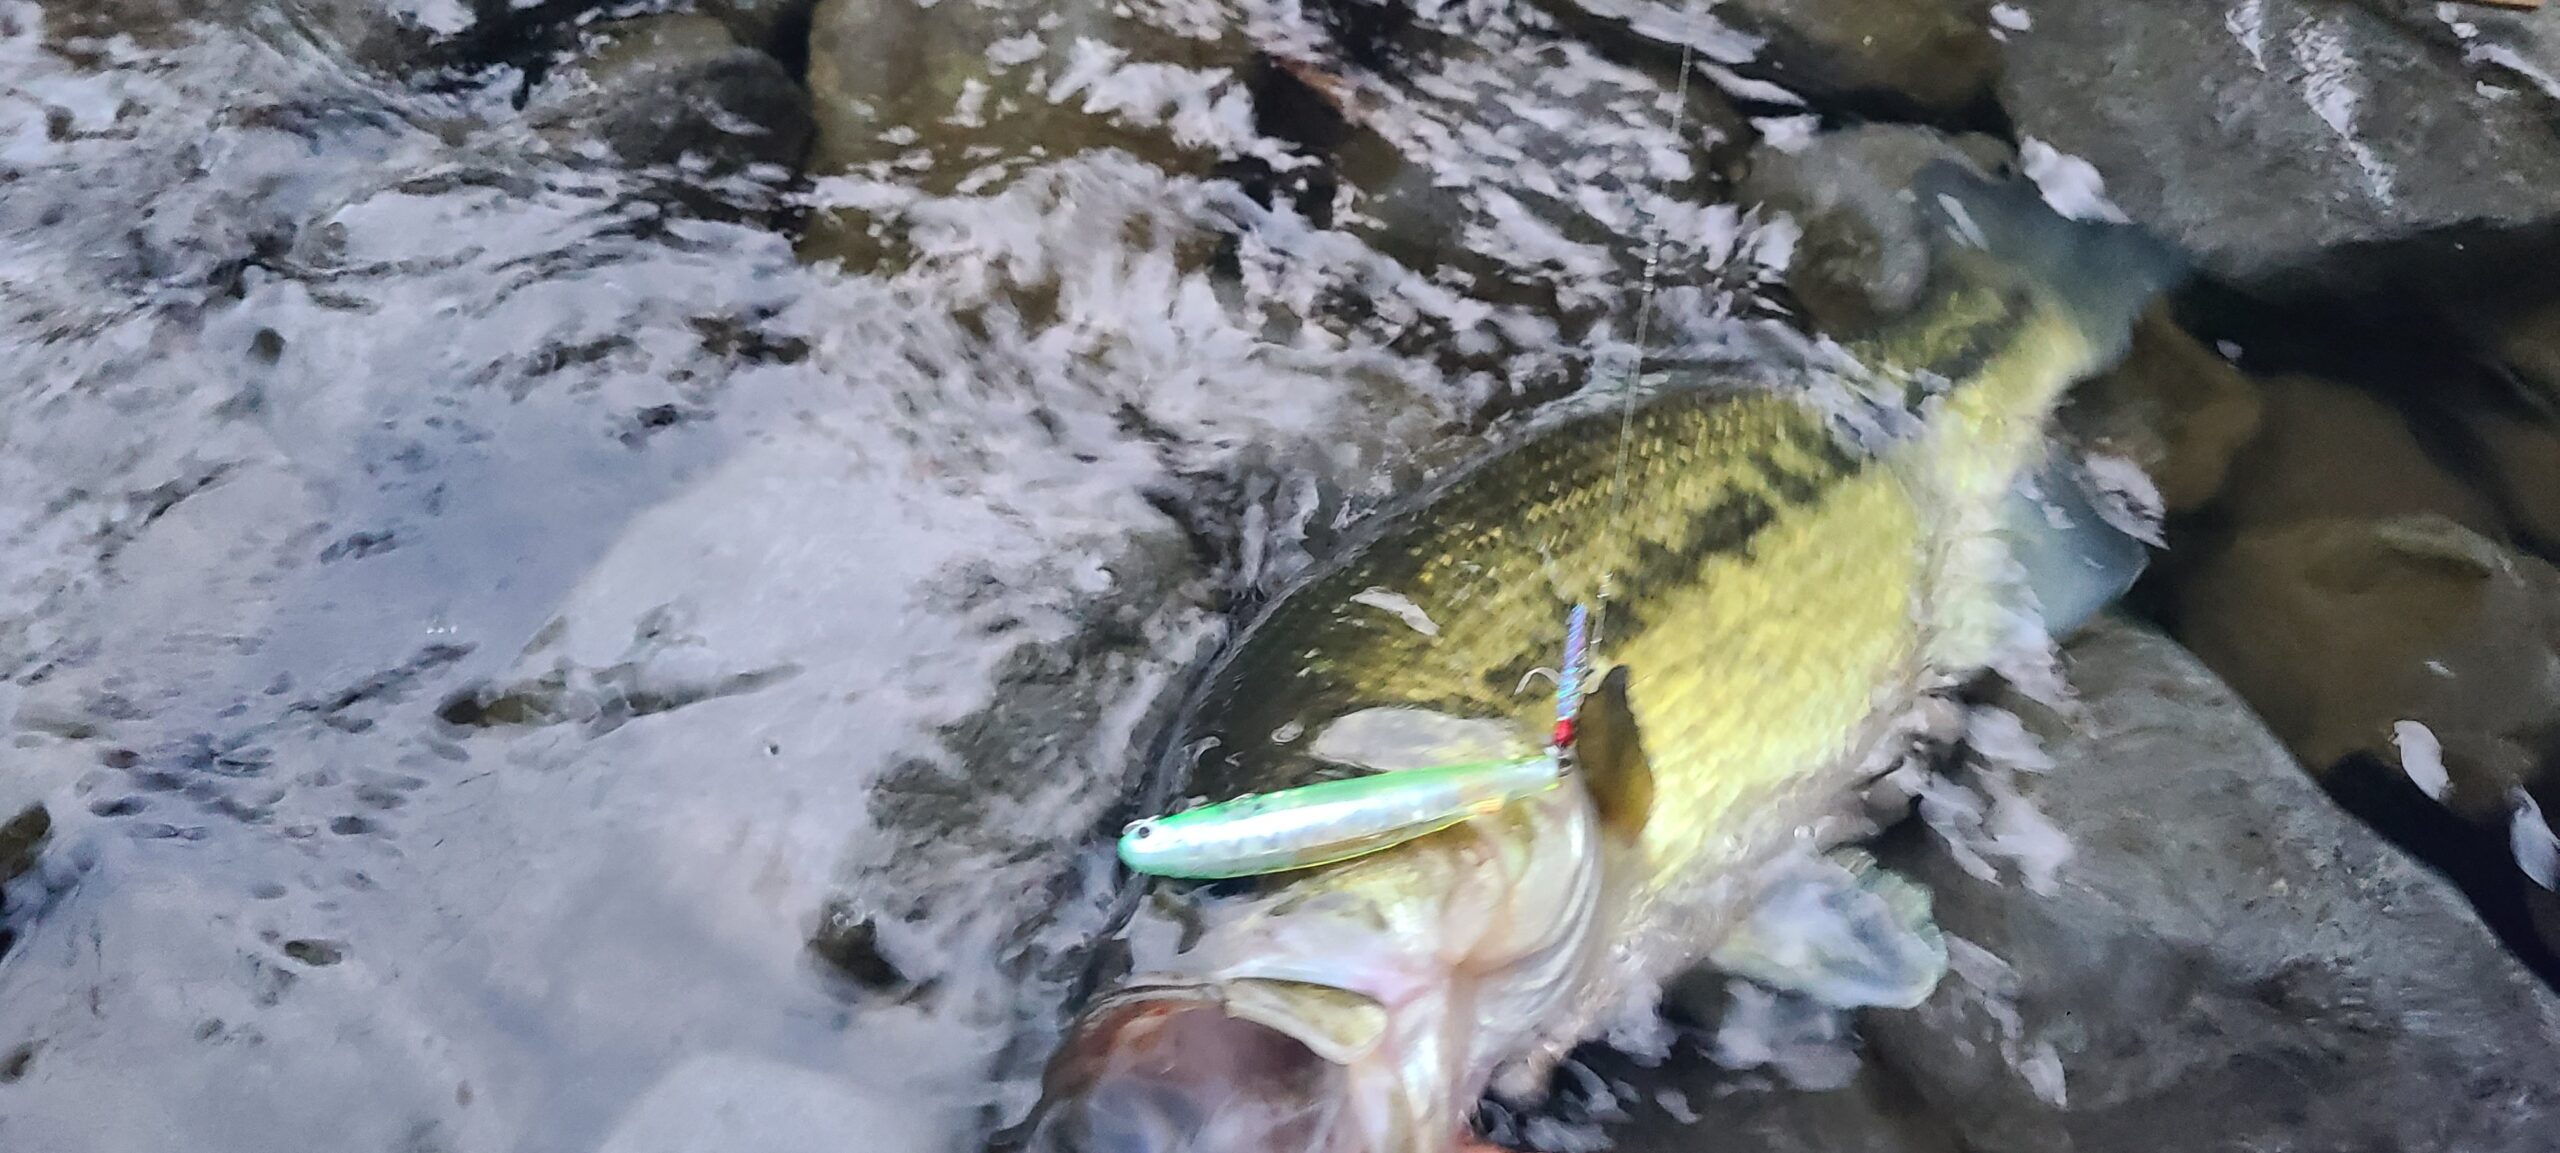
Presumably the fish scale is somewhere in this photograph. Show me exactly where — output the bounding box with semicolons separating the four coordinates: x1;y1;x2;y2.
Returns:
1188;392;1868;804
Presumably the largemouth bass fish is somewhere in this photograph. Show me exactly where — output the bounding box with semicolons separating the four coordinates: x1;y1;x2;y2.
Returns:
1016;162;2180;1153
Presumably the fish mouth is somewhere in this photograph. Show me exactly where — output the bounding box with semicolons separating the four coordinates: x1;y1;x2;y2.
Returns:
1018;981;1412;1153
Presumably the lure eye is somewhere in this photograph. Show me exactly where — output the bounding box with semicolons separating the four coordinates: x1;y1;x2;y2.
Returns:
1131;823;1155;840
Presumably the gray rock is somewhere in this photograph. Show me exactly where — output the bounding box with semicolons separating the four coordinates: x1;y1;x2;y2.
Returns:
1997;0;2560;291
528;13;812;178
1738;125;2010;331
1867;617;2560;1152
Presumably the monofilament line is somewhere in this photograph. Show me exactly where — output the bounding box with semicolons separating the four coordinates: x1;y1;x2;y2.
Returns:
1590;38;1696;652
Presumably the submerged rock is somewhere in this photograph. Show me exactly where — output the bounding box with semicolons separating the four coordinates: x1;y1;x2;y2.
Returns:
1737;124;2009;332
2503;300;2560;409
2058;305;2263;516
2174;515;2560;822
1868;617;2560;1151
1710;0;2000;115
525;13;812;179
2212;374;2500;534
1996;0;2560;291
799;0;1249;269
2466;407;2560;555
1537;0;1999;116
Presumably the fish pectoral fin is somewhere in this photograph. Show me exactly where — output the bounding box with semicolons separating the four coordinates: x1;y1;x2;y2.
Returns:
1573;664;1654;840
1705;849;1949;1010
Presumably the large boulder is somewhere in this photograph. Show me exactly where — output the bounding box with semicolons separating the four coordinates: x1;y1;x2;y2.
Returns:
1867;618;2560;1151
1996;0;2560;292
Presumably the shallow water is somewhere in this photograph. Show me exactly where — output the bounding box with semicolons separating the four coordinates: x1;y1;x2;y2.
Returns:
0;2;1807;1148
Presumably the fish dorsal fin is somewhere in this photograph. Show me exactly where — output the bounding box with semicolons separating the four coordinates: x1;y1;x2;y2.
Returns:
1574;665;1653;839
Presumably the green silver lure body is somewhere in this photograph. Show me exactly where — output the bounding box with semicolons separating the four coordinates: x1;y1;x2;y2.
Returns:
1117;754;1567;880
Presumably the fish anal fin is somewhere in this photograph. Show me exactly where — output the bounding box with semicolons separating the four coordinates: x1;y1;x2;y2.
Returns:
1574;665;1654;840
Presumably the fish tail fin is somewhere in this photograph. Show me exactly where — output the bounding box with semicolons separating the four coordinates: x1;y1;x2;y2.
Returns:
1910;160;2186;370
1873;163;2186;474
1874;164;2182;668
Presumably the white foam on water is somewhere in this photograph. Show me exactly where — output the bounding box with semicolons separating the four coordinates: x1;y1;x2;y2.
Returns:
1941;935;2068;1107
2018;138;2131;225
2512;789;2560;891
2392;720;2452;802
2081;451;2166;547
2291;18;2398;205
2226;0;2269;72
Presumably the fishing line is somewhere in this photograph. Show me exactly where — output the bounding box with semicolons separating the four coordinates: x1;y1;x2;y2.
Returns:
1588;38;1697;655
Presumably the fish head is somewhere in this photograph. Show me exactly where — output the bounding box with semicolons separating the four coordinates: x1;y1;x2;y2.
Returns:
1018;985;1398;1153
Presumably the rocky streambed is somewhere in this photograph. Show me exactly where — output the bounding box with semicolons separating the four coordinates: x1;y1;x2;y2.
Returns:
3;0;2559;1150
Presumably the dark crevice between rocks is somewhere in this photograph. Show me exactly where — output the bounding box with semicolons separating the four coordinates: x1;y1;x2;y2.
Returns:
760;0;815;82
2128;252;2560;992
2172;256;2560;567
2321;752;2560;993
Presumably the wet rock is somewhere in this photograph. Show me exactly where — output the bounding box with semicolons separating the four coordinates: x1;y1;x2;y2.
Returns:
2173;515;2560;821
2058;305;2264;515
1711;0;2000;115
2212;374;2500;534
526;13;812;178
280;938;346;967
0;804;50;888
697;0;813;56
2466;409;2560;554
1736;124;2009;331
1868;617;2560;1151
2502;300;2560;407
0;803;51;961
1536;0;1998;116
40;0;441;71
799;0;1249;268
1607;1063;1950;1153
1996;0;2560;291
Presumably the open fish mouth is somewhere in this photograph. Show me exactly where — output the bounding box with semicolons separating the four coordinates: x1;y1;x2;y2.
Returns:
1019;981;1411;1153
